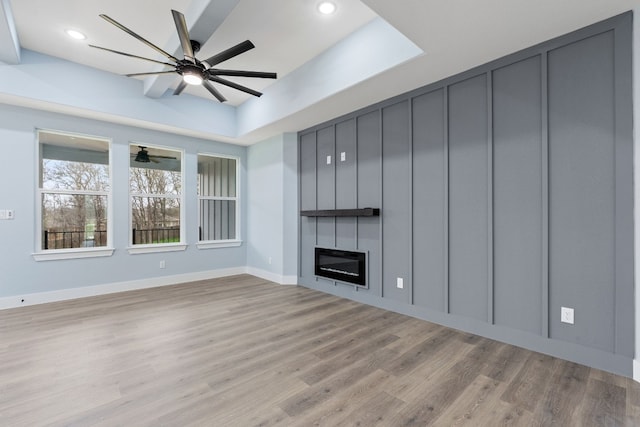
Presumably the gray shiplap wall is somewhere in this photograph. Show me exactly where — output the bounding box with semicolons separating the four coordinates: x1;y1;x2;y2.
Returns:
298;12;633;376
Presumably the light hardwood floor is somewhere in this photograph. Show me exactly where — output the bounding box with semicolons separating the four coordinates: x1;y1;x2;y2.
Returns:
1;274;639;426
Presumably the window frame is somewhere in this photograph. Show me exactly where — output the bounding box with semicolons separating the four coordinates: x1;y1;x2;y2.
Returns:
128;142;186;254
196;153;242;249
33;129;114;261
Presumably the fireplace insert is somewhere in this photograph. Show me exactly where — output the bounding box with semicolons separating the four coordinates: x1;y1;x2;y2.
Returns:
314;247;367;288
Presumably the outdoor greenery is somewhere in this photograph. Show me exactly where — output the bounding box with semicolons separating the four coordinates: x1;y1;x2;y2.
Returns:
41;144;183;249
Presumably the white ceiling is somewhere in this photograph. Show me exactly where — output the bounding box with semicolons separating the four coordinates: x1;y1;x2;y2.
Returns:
10;0;376;106
3;0;640;144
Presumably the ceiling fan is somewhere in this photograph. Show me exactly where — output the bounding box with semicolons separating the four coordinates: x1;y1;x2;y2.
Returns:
131;146;176;164
90;10;277;102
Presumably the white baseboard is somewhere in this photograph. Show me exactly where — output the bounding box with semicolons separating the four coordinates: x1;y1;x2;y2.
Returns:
0;267;247;310
634;359;640;383
246;267;298;285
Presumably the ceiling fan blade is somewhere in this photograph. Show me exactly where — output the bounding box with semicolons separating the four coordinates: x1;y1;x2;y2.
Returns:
171;10;194;60
208;69;277;79
173;80;187;96
208;76;262;97
203;40;255;67
99;14;179;62
150;155;178;159
125;71;177;77
89;45;175;67
202;81;227;102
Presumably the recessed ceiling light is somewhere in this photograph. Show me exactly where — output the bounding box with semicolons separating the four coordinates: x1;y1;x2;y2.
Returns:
65;29;86;40
318;1;337;15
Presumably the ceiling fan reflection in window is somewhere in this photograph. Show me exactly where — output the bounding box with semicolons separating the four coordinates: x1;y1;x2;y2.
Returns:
131;146;176;164
90;10;277;102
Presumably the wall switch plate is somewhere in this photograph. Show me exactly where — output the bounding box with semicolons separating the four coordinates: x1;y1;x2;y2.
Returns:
397;277;404;289
340;152;346;162
0;209;14;220
159;260;166;269
326;155;331;165
561;307;574;324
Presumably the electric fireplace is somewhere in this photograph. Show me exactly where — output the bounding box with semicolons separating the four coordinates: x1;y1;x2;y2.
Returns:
314;247;367;288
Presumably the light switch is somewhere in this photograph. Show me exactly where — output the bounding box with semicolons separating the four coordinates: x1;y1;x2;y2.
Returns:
340;152;346;162
326;155;331;165
0;210;14;220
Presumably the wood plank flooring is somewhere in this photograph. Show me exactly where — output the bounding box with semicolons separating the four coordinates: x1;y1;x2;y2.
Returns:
1;274;639;426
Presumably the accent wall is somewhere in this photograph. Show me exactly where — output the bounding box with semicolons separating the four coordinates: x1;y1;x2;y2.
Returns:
298;13;634;376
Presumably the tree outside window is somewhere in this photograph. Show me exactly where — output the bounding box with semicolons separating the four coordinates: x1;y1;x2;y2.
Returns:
38;131;110;250
129;144;183;245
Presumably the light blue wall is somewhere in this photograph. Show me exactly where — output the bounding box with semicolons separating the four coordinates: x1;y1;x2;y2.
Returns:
0;50;237;138
0;103;247;298
246;133;298;281
282;133;298;277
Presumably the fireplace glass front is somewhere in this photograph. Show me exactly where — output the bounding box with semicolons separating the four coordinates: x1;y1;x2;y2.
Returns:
314;247;367;288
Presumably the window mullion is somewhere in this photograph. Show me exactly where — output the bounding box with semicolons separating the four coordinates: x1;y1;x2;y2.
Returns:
40;188;109;197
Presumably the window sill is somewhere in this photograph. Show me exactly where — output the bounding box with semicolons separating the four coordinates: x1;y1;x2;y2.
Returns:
127;244;188;254
197;240;242;249
32;247;115;262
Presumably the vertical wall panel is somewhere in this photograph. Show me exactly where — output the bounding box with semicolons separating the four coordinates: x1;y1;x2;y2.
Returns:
548;31;616;352
412;89;446;311
336;119;357;209
448;74;488;321
613;15;634;357
299;132;317;280
492;56;543;334
335;119;357;252
382;101;411;302
357;111;382;292
316;126;335;210
300;133;317;211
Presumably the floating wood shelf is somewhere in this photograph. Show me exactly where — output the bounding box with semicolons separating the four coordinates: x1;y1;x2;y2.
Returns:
300;208;380;217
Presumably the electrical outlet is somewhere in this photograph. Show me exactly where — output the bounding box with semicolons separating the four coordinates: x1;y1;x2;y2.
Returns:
561;307;574;324
326;155;332;165
397;277;404;289
340;152;346;162
159;260;166;269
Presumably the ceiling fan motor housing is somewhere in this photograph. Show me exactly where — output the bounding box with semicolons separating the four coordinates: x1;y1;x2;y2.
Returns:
177;62;206;83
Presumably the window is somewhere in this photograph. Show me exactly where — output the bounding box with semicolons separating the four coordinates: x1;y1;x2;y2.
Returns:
129;144;184;252
197;154;240;248
36;130;112;259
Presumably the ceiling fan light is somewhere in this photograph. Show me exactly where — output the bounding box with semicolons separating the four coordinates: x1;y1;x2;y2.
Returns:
183;72;203;85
